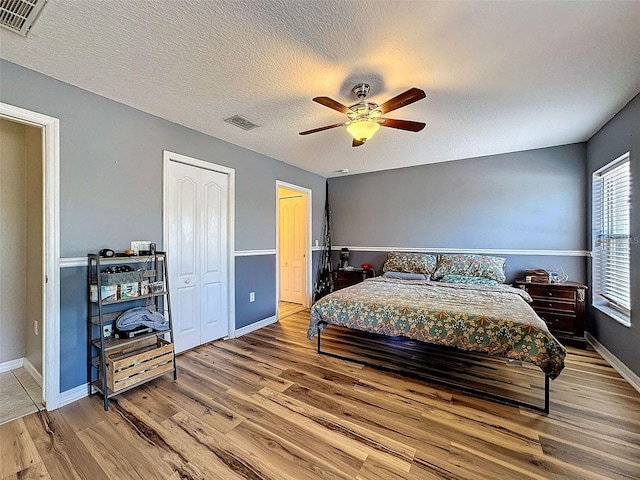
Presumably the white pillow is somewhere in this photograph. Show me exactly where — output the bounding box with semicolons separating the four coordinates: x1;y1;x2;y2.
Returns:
382;271;430;280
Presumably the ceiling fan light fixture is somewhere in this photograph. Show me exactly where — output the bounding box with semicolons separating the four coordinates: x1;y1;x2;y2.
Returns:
346;119;380;141
300;84;426;147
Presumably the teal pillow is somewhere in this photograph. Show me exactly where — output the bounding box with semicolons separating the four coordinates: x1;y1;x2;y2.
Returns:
440;274;499;285
433;254;506;283
383;252;437;275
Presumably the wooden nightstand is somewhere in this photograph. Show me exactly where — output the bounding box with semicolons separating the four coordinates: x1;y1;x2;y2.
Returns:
516;280;587;347
332;269;374;291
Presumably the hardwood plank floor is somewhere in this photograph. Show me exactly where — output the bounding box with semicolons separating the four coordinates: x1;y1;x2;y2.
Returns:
2;311;639;479
278;301;306;320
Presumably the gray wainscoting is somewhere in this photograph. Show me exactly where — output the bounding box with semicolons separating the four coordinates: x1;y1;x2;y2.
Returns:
235;254;277;329
59;266;88;392
333;250;587;285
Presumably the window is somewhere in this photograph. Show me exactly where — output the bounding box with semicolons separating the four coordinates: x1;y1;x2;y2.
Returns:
592;152;631;326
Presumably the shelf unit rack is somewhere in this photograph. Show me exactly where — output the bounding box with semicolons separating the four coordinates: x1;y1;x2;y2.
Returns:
88;252;177;410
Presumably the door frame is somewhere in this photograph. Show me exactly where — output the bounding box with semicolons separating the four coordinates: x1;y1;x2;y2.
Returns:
276;180;312;309
162;151;236;339
0;102;61;410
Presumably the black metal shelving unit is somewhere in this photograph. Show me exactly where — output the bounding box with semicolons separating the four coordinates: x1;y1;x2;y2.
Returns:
87;252;177;410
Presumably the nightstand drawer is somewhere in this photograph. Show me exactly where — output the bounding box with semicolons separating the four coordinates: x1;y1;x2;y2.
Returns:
537;311;576;334
526;285;576;301
516;279;587;347
531;298;577;312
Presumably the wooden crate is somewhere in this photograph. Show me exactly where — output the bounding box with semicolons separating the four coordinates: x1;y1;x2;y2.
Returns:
104;337;174;392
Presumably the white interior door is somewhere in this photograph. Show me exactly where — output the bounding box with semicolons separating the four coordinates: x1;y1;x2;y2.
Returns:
200;175;227;343
167;160;228;353
279;194;305;304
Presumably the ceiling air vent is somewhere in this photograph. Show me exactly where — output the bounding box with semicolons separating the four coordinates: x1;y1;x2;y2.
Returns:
224;115;259;131
0;0;47;36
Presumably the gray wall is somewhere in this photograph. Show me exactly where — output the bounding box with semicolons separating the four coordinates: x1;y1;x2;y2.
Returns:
328;144;588;283
587;93;640;377
1;60;326;392
0;61;326;256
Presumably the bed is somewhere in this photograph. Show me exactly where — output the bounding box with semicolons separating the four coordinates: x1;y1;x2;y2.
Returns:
307;253;567;412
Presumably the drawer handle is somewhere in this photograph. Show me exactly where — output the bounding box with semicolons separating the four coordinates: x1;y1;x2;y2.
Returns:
548;303;553;307
548;292;553;296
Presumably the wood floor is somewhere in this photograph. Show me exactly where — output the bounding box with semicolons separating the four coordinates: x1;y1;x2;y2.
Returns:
278;301;306;320
3;311;640;479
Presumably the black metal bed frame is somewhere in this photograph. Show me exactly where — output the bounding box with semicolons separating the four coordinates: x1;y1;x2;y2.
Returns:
316;326;550;413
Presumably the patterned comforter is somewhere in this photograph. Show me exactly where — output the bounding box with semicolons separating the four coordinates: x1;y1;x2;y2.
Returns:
308;277;566;379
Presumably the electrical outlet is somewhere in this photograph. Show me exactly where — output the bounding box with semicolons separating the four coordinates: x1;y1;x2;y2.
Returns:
103;324;113;338
249;292;255;302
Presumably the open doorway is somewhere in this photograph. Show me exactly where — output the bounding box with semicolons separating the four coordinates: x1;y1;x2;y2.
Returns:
0;117;44;423
276;181;311;319
0;103;60;417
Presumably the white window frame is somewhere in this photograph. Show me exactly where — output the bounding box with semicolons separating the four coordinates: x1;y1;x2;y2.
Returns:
591;152;631;327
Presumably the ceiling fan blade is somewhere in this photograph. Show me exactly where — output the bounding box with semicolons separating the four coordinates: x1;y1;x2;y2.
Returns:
352;138;365;147
313;97;352;115
299;122;345;135
379;118;426;132
377;88;426;115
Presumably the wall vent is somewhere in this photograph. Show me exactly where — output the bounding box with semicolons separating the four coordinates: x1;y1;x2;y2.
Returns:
0;0;47;36
224;115;259;131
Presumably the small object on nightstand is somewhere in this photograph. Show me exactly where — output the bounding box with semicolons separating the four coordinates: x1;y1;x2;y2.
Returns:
516;279;587;348
339;248;350;269
525;269;549;283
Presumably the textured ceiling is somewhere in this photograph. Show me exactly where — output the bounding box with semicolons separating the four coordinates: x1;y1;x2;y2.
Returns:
1;1;639;177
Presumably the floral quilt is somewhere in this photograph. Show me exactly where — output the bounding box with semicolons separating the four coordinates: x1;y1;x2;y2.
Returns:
308;277;566;379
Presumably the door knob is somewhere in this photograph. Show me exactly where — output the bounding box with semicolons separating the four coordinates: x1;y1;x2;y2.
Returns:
185;279;190;284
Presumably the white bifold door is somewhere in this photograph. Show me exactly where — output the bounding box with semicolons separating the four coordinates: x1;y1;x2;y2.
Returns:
166;160;229;353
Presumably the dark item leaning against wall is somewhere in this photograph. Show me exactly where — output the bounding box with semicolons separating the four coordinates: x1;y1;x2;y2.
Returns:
313;180;332;302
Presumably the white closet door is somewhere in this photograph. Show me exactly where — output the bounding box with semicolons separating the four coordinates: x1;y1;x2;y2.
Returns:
167;160;228;353
200;170;228;343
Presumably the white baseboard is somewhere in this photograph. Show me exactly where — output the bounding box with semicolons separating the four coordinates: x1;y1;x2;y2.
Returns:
57;384;89;409
22;359;43;387
232;315;277;338
0;357;24;373
585;332;640;394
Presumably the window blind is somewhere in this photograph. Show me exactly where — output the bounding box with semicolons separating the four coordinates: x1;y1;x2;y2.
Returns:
592;153;631;316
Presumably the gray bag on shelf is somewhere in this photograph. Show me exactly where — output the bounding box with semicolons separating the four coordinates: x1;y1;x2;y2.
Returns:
115;307;169;331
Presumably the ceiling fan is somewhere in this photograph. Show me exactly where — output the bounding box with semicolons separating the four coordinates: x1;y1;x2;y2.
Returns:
299;83;426;147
